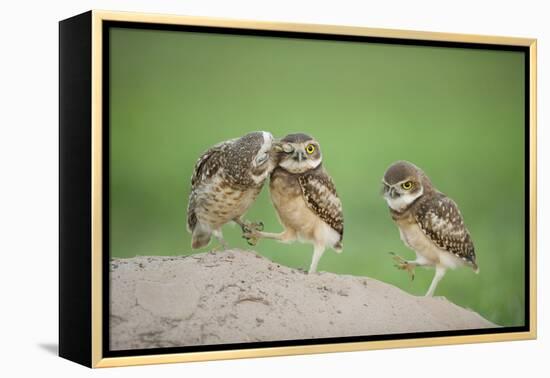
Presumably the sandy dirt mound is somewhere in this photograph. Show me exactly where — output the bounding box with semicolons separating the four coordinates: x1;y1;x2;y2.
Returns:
110;250;495;350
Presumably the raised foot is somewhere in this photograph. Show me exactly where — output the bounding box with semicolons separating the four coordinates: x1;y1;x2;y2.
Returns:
240;221;264;246
389;252;416;281
242;229;262;246
240;220;264;233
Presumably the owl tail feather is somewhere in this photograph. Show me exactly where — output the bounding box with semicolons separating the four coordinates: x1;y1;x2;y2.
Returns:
191;228;212;249
333;241;343;254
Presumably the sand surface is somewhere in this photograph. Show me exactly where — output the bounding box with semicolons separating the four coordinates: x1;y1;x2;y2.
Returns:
110;250;495;350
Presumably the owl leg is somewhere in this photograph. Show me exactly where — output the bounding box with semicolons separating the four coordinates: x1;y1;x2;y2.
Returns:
212;229;228;250
308;244;325;274
242;229;295;246
425;265;446;297
389;252;417;280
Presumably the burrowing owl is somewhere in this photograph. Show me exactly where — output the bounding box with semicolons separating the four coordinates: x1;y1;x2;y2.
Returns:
186;131;276;249
244;133;344;273
382;161;478;296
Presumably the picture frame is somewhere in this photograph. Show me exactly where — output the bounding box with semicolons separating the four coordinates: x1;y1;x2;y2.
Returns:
59;10;537;368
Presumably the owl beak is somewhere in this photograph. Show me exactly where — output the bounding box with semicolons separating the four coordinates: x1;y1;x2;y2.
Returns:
292;150;306;162
382;184;398;199
389;187;399;198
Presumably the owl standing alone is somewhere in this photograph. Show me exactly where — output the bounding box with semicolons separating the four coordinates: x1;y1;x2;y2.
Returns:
382;161;478;296
186;131;276;249
244;133;344;273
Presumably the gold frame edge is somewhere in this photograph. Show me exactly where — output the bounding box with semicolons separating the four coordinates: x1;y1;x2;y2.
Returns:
91;10;103;368
528;41;537;338
89;9;537;368
95;332;535;368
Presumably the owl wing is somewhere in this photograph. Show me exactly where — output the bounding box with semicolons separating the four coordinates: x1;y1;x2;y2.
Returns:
187;142;228;231
414;193;477;268
190;142;228;188
298;169;344;241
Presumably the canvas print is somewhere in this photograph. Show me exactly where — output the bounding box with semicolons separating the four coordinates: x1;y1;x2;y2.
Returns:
107;25;526;352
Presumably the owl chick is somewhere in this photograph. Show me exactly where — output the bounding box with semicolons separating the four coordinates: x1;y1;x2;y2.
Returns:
382;161;478;296
244;133;344;274
186;131;276;249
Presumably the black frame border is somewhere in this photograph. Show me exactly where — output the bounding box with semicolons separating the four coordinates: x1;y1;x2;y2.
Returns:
59;11;93;367
101;20;531;359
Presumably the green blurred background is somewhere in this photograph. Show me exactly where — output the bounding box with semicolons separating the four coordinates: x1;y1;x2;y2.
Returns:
109;27;525;327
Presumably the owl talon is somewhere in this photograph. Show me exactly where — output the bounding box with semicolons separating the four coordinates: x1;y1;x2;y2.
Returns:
245;237;257;246
240;220;264;234
242;230;260;246
255;221;264;231
389;252;416;281
247;221;264;232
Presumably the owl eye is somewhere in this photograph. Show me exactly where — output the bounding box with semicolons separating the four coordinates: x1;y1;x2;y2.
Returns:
306;144;315;154
401;181;413;190
255;153;268;165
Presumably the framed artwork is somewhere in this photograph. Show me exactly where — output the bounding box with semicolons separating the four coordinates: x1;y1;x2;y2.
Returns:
59;10;537;368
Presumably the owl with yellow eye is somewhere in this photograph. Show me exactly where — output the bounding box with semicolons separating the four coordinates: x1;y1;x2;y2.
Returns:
382;160;478;296
244;133;344;274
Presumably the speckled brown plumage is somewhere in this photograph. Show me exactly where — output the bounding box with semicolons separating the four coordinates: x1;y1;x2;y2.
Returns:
413;193;477;268
245;133;344;274
186;132;275;249
382;160;478;296
298;167;344;241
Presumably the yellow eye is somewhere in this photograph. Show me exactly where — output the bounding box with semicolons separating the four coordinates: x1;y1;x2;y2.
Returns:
401;181;413;190
306;144;315;154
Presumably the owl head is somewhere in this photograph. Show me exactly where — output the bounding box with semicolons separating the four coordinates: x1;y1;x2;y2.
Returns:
232;131;276;183
382;160;433;212
274;133;322;174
